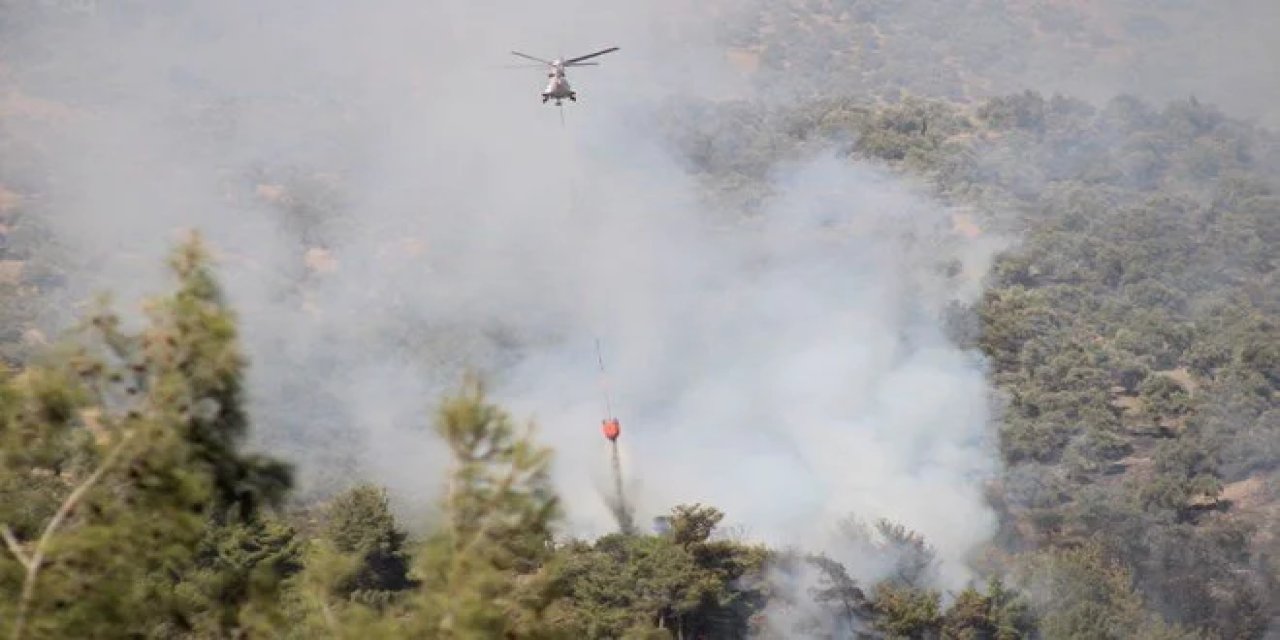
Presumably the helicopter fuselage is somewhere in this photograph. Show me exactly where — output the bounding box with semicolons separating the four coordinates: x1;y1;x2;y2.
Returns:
541;61;576;105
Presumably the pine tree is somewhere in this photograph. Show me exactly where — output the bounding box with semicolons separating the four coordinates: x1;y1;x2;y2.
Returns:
322;483;413;604
408;376;565;639
1022;543;1202;640
0;232;294;639
940;577;1037;639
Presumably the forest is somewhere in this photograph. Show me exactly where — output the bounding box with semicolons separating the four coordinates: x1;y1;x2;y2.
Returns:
2;1;1280;638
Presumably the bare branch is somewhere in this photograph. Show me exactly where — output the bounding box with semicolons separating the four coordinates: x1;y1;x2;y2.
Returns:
0;525;32;570
11;431;134;640
317;598;341;639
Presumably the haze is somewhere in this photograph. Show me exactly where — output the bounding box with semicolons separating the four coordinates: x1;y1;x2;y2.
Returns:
2;0;1272;593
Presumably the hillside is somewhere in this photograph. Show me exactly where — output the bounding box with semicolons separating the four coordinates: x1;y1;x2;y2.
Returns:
654;85;1280;634
710;0;1280;127
2;1;1279;638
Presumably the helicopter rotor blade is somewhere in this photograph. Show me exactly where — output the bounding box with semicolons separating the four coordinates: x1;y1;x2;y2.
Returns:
565;46;618;65
510;51;552;64
564;62;599;67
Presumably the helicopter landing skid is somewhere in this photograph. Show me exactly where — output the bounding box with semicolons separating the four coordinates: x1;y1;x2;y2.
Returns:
542;94;575;106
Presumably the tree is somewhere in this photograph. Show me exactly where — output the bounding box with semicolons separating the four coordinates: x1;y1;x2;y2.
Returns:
872;582;942;639
0;232;294;638
805;553;873;634
407;376;565;638
321;483;413;604
874;520;939;590
1020;544;1199;640
940;578;1036;640
666;504;724;549
551;505;771;640
166;512;304;637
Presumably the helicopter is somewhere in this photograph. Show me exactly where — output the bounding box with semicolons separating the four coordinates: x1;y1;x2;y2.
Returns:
509;47;619;106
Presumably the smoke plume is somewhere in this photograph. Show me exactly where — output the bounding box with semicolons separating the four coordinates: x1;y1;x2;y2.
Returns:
3;0;1017;592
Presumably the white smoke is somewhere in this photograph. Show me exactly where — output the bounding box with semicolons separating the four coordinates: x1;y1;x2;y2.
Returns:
502;152;1006;591
2;0;1007;590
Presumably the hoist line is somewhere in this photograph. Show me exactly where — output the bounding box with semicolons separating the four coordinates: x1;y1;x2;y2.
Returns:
595;338;615;420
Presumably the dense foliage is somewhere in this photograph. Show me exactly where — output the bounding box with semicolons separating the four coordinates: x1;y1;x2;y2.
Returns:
3;239;1049;639
3;2;1280;638
652;84;1280;637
